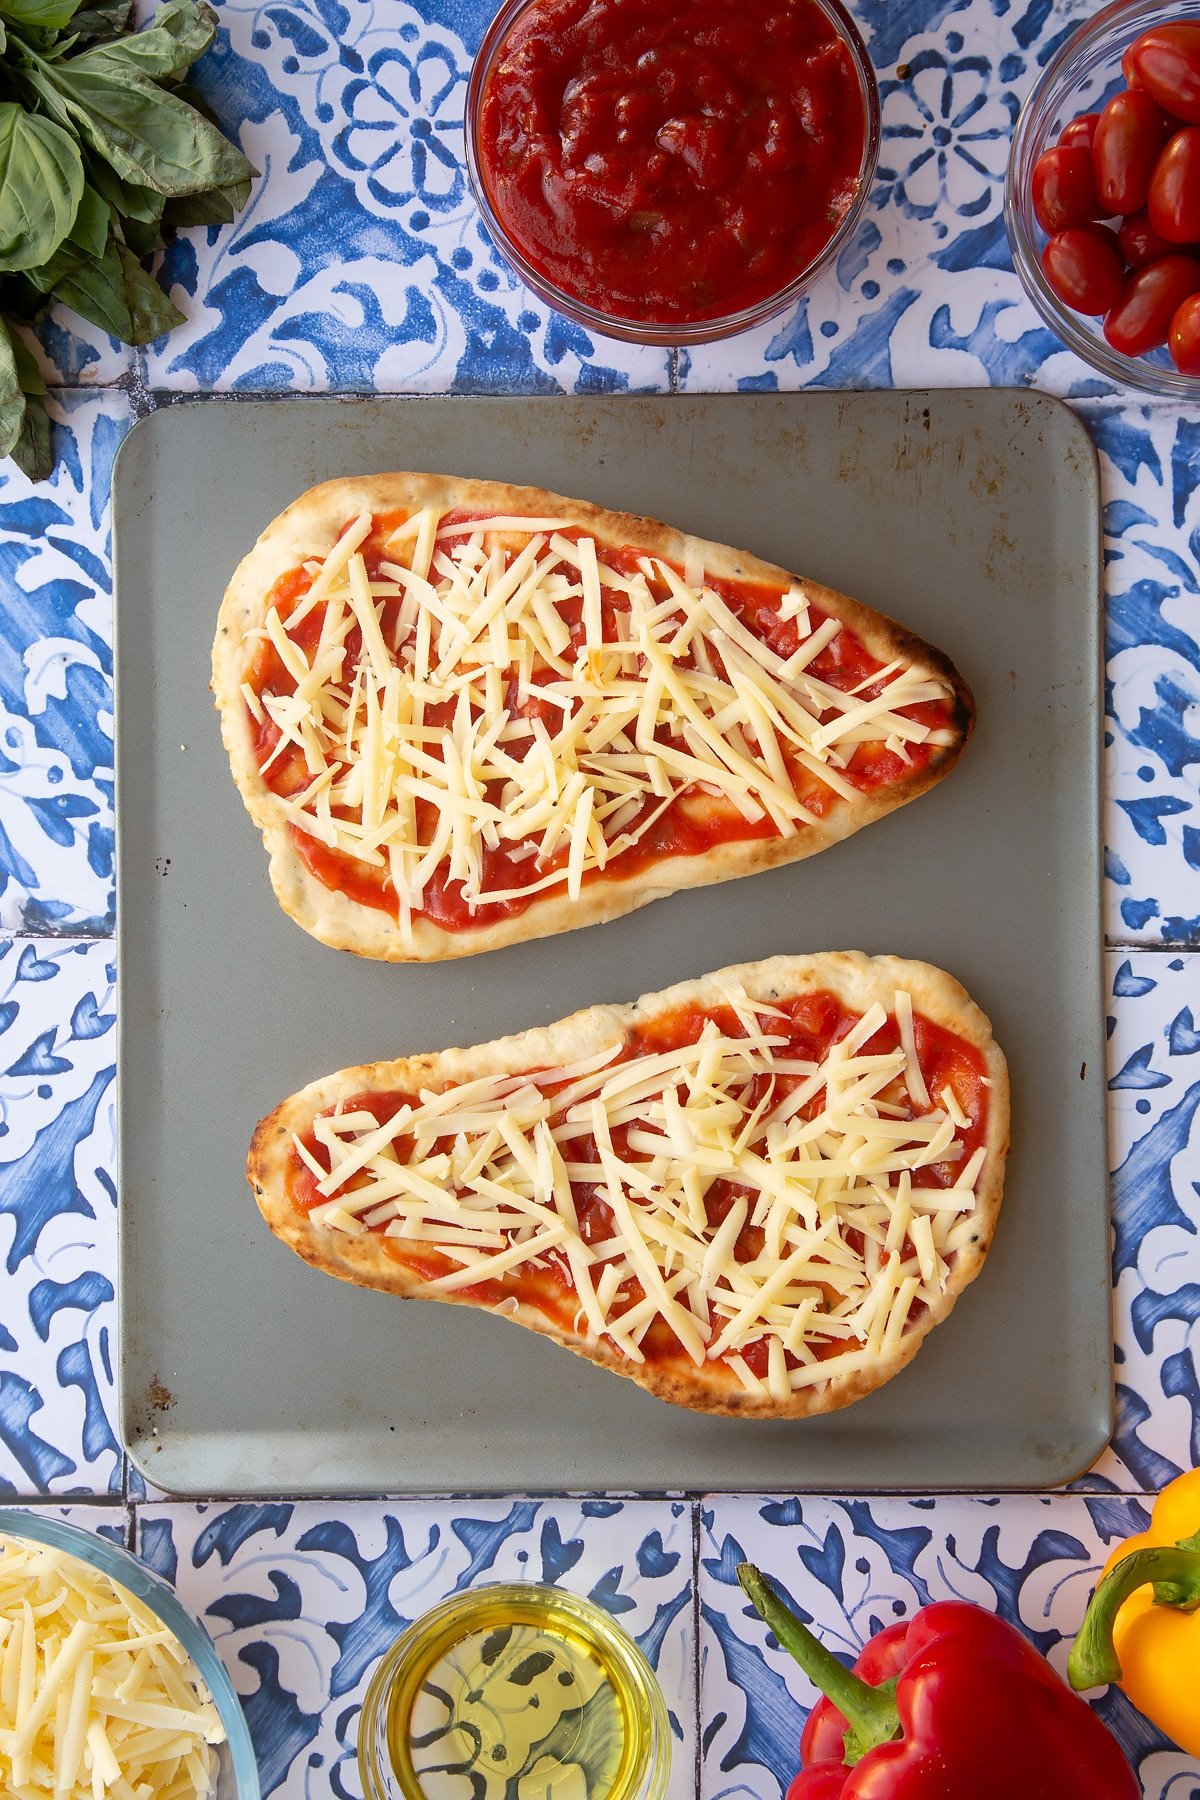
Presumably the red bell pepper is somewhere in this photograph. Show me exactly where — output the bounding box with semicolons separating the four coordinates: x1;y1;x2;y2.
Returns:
737;1563;1140;1800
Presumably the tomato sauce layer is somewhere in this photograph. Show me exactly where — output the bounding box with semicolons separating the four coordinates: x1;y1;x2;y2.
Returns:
287;992;991;1381
474;0;868;324
248;514;962;932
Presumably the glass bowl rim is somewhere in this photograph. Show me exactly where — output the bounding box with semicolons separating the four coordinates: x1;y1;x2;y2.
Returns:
357;1580;671;1800
464;0;882;345
0;1507;261;1800
1003;0;1200;397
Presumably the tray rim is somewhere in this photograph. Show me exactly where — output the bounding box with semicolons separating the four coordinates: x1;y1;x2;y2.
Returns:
112;386;1111;1498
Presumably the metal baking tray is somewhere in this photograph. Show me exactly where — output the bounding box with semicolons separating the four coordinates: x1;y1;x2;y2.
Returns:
114;390;1107;1497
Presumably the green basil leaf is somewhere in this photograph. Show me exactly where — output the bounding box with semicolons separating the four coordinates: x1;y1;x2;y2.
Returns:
67;0;131;42
21;236;86;292
52;225;131;337
74;0;215;80
116;242;182;341
114;209;163;256
9;324;46;393
0;22;8;51
0;0;83;29
83;147;162;222
163;168;250;226
31;62;253;195
0;314;28;458
68;176;107;255
0;101;85;271
10;387;53;478
0;271;50;319
19;177;107;290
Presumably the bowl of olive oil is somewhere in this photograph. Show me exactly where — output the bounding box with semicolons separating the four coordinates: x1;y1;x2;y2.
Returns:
358;1583;671;1800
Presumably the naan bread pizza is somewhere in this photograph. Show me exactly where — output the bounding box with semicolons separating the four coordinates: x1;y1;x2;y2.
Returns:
248;953;1009;1418
213;476;974;960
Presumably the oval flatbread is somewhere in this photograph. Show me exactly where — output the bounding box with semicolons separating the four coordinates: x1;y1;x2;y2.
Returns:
213;475;974;961
248;952;1010;1419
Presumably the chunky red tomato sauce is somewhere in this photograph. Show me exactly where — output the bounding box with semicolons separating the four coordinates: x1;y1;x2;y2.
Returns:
288;992;990;1377
474;0;868;324
247;514;961;932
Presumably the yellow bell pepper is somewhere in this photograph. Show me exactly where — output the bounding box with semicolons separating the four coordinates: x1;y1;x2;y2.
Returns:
1068;1468;1200;1758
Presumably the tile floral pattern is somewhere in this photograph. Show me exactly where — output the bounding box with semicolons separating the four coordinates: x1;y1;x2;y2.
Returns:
0;391;125;937
0;939;118;1499
1100;952;1200;1496
18;313;132;395
1089;404;1200;949
137;1497;695;1798
0;0;1196;1795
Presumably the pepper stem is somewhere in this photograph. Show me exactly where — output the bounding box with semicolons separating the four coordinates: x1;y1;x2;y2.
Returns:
737;1563;901;1761
1068;1545;1200;1691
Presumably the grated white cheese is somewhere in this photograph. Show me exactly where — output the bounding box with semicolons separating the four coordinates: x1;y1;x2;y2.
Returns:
249;511;957;922
298;988;989;1395
0;1535;225;1800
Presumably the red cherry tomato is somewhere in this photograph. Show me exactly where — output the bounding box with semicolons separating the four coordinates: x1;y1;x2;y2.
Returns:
1117;207;1189;266
1148;126;1200;242
1093;90;1168;214
1104;253;1200;354
1167;290;1200;372
1123;22;1200;125
1032;144;1101;232
1059;111;1099;153
1041;225;1125;314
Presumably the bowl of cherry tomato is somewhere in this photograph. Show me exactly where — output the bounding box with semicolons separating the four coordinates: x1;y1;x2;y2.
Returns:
1005;0;1200;392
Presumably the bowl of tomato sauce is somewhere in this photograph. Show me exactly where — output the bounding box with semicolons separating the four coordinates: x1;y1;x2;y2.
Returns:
465;0;880;344
1005;0;1200;393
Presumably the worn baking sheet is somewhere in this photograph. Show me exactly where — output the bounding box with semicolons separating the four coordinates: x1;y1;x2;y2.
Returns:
114;390;1106;1497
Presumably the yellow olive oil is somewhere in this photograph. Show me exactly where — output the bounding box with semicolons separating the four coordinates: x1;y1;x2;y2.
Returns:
359;1584;669;1800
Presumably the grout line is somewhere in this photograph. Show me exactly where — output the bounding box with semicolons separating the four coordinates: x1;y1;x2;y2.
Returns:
1105;940;1197;953
692;1499;702;1800
6;927;113;946
116;366;157;423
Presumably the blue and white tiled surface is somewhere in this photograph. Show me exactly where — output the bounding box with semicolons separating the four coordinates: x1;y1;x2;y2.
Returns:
1;0;1198;1795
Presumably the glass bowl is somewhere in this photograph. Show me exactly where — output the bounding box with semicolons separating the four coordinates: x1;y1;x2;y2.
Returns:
0;1508;260;1800
358;1582;671;1800
1005;0;1200;395
464;0;881;345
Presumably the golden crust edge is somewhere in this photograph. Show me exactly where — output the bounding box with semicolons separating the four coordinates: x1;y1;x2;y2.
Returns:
212;474;976;963
247;951;1010;1420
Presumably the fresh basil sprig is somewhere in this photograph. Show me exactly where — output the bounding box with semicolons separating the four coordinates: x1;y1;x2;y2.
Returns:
0;0;255;478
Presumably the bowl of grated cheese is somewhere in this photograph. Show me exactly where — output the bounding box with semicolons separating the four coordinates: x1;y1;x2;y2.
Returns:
0;1509;259;1800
